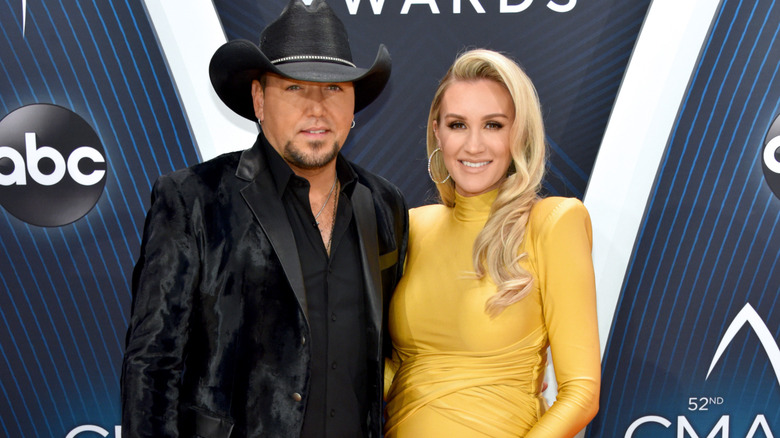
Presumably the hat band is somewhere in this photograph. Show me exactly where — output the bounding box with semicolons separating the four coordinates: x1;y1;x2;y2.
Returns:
271;54;357;68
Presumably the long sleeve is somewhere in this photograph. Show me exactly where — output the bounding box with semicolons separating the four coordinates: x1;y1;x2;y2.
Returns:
120;174;200;438
526;198;600;437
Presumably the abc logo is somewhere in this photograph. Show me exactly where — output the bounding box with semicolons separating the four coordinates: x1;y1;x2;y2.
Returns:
764;113;780;199
0;104;107;227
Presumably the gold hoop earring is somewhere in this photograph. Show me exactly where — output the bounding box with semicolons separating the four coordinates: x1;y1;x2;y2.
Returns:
427;147;450;184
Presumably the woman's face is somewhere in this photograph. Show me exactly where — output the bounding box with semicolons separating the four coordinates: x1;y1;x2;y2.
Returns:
433;79;515;198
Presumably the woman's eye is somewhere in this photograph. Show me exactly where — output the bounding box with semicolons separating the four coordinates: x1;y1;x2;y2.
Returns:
448;122;466;129
486;122;504;129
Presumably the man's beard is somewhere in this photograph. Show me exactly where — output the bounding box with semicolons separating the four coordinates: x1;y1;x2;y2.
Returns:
283;140;340;170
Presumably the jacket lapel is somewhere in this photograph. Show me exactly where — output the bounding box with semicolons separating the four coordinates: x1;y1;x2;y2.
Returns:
237;141;309;321
352;183;381;333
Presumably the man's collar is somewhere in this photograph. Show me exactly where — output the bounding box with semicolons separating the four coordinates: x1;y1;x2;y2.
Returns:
258;132;357;197
335;150;358;197
260;134;295;197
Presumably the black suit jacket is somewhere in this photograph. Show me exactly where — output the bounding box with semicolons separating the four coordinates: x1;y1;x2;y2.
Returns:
121;135;408;437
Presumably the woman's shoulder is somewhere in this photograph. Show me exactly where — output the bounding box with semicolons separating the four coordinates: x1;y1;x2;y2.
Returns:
409;203;449;227
530;196;587;215
528;196;590;236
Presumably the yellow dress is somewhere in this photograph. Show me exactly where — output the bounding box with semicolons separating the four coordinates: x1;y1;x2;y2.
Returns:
385;190;600;437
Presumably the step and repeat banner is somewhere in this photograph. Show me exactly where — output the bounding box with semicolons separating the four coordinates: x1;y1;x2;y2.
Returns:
0;0;777;437
590;0;780;437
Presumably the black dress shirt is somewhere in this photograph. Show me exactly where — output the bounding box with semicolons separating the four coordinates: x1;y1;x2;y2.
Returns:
262;138;368;437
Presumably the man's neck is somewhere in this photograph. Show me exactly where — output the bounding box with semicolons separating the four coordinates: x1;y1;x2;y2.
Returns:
291;161;339;196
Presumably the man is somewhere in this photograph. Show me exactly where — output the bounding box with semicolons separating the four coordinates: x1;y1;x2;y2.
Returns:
120;1;407;436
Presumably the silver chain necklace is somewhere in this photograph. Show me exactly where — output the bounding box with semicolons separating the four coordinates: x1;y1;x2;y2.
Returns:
314;175;338;226
326;180;339;255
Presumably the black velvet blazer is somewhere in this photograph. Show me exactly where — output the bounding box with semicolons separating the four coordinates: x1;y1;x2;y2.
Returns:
121;135;408;438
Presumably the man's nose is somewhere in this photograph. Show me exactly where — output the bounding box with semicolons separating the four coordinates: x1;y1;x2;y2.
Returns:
304;87;326;116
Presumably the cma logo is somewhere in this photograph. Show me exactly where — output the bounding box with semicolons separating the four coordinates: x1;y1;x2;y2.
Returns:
625;303;779;438
66;425;121;438
763;113;780;199
0;104;108;227
707;303;780;385
341;0;576;14
625;415;774;438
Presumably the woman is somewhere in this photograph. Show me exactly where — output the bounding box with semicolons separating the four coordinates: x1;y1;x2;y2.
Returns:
384;49;600;437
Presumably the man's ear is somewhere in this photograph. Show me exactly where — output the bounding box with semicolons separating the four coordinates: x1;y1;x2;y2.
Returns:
251;79;264;122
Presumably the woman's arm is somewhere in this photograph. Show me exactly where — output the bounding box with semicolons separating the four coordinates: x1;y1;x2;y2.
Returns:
526;198;601;438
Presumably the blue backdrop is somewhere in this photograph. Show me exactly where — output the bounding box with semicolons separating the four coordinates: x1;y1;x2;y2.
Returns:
1;0;778;437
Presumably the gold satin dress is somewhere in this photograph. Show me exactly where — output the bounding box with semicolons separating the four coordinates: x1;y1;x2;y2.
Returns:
385;190;600;437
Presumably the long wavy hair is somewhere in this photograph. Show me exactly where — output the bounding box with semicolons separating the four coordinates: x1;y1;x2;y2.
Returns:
426;49;547;316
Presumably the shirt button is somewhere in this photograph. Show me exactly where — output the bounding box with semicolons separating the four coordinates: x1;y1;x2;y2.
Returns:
301;336;306;345
331;361;337;370
330;409;336;417
331;313;337;321
292;392;302;402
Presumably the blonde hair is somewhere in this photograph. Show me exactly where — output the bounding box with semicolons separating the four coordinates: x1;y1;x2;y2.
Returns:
427;49;547;316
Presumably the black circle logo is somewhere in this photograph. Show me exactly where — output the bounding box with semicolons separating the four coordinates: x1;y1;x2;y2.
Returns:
0;104;107;227
764;114;780;199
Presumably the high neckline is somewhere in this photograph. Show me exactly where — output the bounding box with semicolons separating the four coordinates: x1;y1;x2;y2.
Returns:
453;189;498;222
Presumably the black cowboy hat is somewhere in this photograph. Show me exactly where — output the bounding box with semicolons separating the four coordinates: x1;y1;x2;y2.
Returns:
209;0;392;121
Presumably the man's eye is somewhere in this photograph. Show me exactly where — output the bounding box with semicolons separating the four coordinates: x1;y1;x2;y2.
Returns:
287;85;301;91
326;85;342;91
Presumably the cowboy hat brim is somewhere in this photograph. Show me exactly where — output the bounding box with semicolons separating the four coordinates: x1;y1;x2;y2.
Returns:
209;39;391;121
